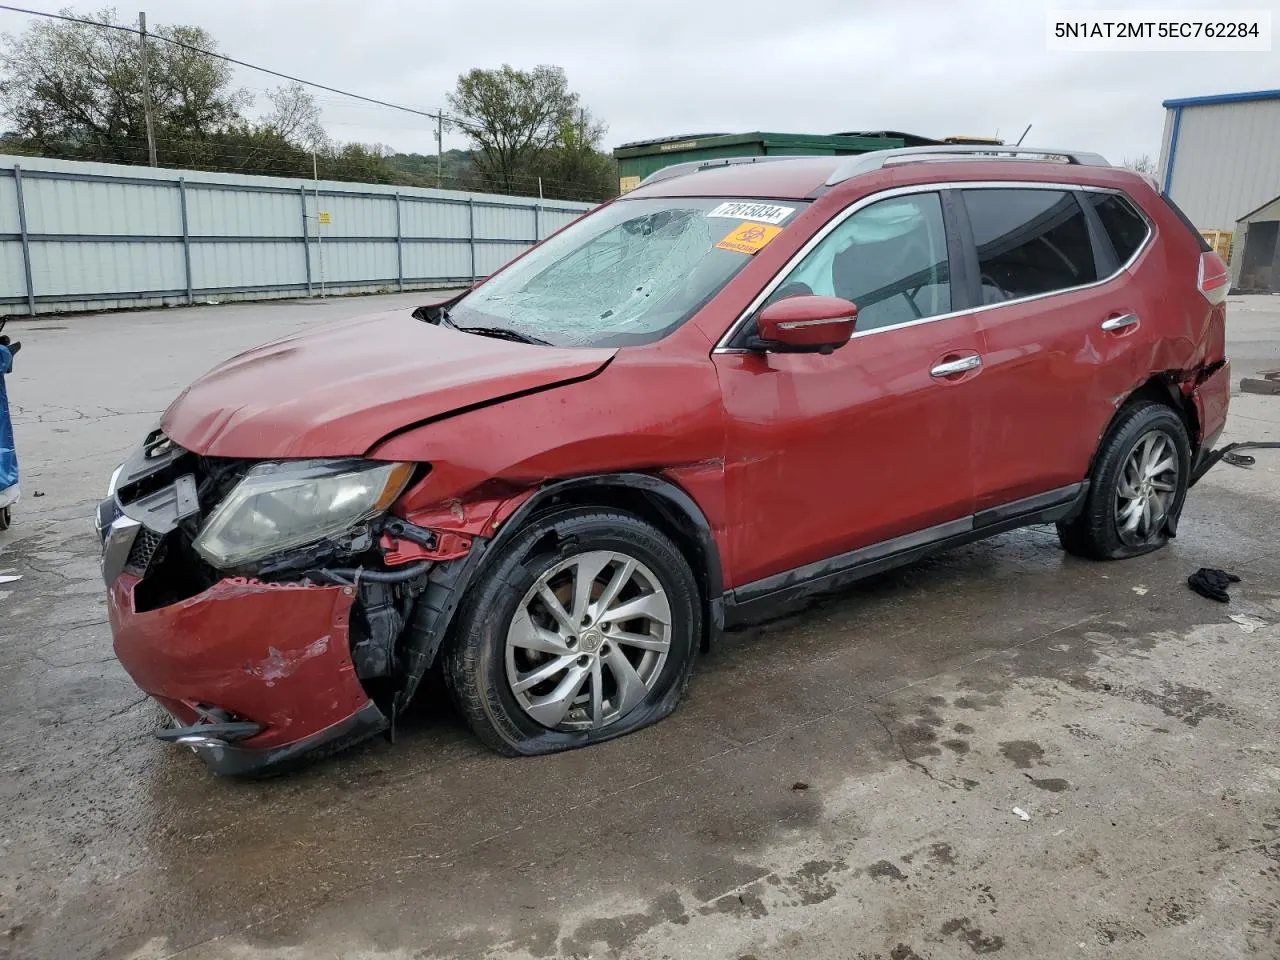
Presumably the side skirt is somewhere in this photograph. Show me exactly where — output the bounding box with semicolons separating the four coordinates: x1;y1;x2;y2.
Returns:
723;482;1087;628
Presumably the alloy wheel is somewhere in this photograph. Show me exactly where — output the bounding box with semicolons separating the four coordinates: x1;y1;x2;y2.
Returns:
504;550;672;731
1114;430;1179;546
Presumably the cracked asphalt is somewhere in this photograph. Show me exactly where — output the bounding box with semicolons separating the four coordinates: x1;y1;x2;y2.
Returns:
1;293;1279;960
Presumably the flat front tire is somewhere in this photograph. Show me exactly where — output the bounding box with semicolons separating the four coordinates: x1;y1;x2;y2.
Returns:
1057;402;1191;560
445;508;700;756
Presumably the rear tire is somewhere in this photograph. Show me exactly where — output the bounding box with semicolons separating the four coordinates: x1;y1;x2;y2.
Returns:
1057;402;1190;560
0;506;10;531
445;508;700;756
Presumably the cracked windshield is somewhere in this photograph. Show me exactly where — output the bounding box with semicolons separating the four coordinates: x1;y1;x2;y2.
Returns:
448;197;807;346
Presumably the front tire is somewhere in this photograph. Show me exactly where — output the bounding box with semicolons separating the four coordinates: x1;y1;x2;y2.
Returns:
445;508;700;756
1057;402;1190;560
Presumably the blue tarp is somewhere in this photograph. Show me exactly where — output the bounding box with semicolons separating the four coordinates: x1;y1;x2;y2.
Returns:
0;344;16;499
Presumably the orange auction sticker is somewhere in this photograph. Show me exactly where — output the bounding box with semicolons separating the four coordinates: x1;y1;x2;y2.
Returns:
715;221;782;255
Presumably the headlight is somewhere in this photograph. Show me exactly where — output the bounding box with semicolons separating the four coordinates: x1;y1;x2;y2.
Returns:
192;459;414;569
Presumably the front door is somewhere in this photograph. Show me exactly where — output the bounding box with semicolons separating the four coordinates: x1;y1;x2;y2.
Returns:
712;190;984;589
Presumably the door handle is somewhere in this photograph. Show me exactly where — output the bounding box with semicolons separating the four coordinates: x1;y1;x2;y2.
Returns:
1100;313;1139;332
930;354;982;378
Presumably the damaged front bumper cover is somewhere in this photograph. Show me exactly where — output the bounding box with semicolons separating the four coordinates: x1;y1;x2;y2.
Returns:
106;571;392;776
96;442;485;775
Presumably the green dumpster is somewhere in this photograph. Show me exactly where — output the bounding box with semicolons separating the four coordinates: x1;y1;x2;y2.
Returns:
613;132;906;194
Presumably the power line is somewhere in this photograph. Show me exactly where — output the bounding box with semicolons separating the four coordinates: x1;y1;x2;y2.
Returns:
0;3;484;133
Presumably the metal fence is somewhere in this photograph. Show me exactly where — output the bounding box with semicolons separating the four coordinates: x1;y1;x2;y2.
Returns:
0;154;592;317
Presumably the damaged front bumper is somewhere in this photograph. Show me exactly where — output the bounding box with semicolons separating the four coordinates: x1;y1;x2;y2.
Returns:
95;435;461;776
107;572;388;775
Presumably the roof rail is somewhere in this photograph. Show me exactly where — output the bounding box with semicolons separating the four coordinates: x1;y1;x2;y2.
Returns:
825;145;1110;186
635;155;795;189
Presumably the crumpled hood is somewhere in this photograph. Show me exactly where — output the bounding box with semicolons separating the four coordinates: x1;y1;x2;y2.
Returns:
161;312;615;458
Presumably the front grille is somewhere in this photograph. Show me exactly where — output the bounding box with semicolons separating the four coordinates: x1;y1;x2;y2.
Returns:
125;526;165;575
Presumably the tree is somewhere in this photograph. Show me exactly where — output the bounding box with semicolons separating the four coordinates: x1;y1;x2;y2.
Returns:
447;64;578;193
1123;154;1157;177
319;142;397;184
261;83;328;153
530;107;616;201
0;6;248;164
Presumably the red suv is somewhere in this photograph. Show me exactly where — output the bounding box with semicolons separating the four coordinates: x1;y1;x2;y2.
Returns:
97;146;1233;774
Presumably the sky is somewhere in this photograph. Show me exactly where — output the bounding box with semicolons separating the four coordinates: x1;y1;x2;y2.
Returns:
3;0;1279;164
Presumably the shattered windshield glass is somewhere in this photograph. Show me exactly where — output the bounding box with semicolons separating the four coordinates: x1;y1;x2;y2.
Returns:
447;196;808;347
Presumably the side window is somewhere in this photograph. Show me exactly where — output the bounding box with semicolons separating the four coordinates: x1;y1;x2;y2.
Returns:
1087;192;1150;264
962;189;1098;303
767;192;951;332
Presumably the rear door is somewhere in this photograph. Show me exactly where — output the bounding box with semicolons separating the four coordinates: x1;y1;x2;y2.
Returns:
960;185;1155;510
713;189;983;587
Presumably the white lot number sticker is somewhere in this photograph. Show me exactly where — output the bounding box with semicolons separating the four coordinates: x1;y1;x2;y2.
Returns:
706;201;796;225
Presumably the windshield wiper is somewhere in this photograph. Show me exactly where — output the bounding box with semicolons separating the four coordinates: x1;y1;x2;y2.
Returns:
453;325;552;346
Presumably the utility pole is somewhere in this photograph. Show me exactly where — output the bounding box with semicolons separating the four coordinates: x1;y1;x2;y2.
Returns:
313;152;325;297
435;113;443;188
138;12;158;167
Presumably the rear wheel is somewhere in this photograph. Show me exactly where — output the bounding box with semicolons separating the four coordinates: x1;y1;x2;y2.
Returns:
445;508;700;755
1057;402;1190;560
0;506;9;531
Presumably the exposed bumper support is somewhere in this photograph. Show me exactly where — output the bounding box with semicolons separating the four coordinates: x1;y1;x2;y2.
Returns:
1190;440;1280;487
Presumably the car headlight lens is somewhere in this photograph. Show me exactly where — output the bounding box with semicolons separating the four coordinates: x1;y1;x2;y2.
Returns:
192;459;414;569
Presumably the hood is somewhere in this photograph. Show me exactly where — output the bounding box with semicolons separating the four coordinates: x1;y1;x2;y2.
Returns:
161;312;615;458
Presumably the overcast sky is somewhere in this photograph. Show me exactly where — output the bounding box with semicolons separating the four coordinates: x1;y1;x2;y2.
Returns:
7;0;1280;163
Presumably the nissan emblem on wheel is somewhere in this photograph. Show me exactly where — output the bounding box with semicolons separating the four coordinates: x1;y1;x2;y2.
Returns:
98;145;1244;775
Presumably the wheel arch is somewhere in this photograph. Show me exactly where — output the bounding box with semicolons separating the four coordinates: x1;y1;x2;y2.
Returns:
508;473;725;652
1075;375;1196;542
400;472;725;711
1092;374;1200;476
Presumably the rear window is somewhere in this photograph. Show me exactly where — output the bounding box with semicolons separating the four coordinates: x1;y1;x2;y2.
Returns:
963;189;1098;303
1088;192;1150;264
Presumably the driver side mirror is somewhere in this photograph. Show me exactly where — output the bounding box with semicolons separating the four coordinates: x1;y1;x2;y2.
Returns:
748;295;858;355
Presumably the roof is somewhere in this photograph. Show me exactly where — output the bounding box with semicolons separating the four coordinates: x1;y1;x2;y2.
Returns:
1236;192;1280;224
833;130;941;146
1162;88;1280;109
614;133;730;150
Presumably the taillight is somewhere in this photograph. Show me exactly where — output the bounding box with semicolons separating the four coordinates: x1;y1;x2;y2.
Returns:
1198;252;1229;305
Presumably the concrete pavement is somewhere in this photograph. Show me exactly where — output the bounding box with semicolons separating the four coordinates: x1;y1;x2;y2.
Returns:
1;293;1278;960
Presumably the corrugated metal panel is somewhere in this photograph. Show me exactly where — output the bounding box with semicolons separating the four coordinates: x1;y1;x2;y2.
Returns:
309;240;397;283
32;240;184;295
402;241;472;281
474;205;535;241
190;241;306;289
188;184;299;237
1162;100;1280;229
0;175;21;234
22;176;181;236
476;242;530;276
0;240;25;297
0;154;591;316
316;193;396;238
401;199;470;239
541;209;581;236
